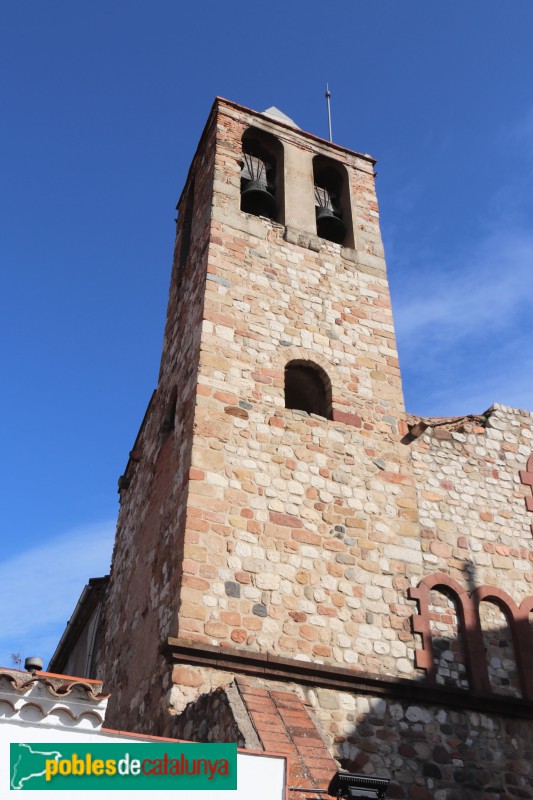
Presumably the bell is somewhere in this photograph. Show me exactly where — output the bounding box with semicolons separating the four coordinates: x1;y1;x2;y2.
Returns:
316;205;346;244
241;180;277;219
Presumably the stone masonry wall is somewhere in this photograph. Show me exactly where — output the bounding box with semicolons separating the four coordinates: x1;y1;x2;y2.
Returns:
479;600;520;697
428;589;469;690
175;101;426;676
168;665;533;800
96;99;533;782
171;685;246;746
95;111;217;733
173;103;533;689
309;685;533;800
409;405;533;695
410;405;532;588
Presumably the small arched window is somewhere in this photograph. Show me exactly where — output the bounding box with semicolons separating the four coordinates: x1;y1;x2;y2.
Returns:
241;128;283;223
313;155;353;247
285;360;332;419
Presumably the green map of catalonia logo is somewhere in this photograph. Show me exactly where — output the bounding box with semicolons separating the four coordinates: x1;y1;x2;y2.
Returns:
10;742;237;790
10;744;63;790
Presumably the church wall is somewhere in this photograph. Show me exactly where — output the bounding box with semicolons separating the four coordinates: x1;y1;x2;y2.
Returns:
408;405;533;697
310;686;533;800
90;99;533;795
95;110;218;733
165;663;533;799
175;103;429;676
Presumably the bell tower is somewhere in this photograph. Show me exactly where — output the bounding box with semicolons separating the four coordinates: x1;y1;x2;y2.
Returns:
97;98;417;737
48;95;532;798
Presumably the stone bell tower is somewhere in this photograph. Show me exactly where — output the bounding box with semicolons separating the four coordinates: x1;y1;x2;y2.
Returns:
96;96;416;731
95;98;533;797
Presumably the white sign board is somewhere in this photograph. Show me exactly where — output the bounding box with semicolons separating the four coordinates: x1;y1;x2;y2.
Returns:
1;720;286;798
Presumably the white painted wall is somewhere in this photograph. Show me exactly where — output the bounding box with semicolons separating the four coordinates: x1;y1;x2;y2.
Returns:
1;719;286;798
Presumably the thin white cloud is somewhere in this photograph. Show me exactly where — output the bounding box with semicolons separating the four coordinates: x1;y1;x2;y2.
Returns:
404;353;533;418
0;520;115;669
394;229;533;347
388;106;533;418
394;228;533;417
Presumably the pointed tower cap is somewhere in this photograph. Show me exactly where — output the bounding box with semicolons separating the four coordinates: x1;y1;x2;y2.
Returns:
261;106;300;129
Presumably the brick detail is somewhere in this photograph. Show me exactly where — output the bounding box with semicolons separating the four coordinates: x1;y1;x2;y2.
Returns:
235;677;337;793
409;574;533;700
331;409;362;428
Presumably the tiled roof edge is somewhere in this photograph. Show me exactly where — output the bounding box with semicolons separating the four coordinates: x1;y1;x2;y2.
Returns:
0;670;108;701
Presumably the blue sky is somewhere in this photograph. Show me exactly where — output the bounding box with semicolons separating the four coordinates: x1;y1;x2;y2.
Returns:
1;1;532;669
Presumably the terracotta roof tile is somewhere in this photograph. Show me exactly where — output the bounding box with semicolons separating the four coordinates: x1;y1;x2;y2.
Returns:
235;678;337;795
0;668;108;700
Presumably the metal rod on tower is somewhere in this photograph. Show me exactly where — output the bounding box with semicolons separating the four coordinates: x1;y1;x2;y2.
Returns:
325;84;333;143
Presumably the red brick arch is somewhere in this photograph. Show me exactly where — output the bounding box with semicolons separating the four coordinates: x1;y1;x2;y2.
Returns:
409;575;533;699
409;574;483;689
519;595;533;615
471;586;525;696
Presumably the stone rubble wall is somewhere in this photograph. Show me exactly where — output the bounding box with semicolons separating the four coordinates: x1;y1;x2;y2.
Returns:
410;405;532;590
96;99;533;767
171;683;246;747
309;685;533;800
174;104;533;692
95;110;218;733
409;406;533;693
176;103;424;676
169;667;533;800
427;589;469;690
479;599;521;697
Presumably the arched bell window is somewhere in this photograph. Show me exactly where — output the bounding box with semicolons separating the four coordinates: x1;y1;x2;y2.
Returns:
313;155;353;247
285;360;332;419
240;128;283;223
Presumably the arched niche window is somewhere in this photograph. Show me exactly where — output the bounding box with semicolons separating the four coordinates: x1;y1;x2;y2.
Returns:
428;587;469;691
313;155;353;247
177;180;194;282
479;600;521;698
284;360;332;419
240;128;284;223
